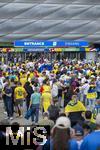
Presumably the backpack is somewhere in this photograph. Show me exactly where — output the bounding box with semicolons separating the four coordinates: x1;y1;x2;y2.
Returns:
48;105;59;121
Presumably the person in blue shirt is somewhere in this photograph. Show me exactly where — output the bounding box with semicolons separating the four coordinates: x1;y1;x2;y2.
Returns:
3;81;13;120
30;87;41;123
80;113;100;150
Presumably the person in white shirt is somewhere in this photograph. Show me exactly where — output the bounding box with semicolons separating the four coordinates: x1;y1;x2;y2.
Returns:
81;76;86;84
51;79;58;103
38;75;45;86
45;69;50;77
0;78;4;89
81;81;90;106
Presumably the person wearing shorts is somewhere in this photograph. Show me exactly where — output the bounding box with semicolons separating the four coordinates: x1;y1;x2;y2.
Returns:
14;82;27;117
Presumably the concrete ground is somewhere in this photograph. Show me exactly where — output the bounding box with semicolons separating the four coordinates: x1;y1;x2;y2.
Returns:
0;100;36;125
0;99;64;125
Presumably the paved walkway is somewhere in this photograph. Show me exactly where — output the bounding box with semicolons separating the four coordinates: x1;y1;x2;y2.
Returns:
0;100;64;125
0;100;34;125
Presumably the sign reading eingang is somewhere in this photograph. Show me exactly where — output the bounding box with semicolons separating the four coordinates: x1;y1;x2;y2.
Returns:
0;125;50;150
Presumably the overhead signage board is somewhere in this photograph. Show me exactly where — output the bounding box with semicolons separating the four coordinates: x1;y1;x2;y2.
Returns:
14;40;89;48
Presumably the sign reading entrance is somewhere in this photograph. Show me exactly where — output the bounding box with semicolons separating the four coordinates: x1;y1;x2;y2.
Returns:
14;40;89;47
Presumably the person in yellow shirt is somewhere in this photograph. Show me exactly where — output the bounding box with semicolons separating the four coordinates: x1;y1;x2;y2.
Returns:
29;71;34;79
53;67;58;74
14;82;27;117
82;111;96;124
41;91;52;112
65;93;86;126
20;72;27;87
42;79;51;93
87;84;97;111
82;111;96;134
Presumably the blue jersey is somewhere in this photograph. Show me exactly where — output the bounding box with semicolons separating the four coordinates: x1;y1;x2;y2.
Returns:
80;131;100;150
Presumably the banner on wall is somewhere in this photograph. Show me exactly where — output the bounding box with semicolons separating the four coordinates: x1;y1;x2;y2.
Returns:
49;47;98;52
0;48;23;52
50;48;62;52
23;48;45;52
0;47;97;52
62;47;80;52
50;47;85;52
85;48;97;51
14;48;24;52
0;48;14;52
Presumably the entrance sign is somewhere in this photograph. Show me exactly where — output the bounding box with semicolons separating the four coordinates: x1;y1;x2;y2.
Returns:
14;40;89;47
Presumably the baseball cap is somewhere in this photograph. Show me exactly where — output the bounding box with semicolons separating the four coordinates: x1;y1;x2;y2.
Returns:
73;124;84;136
54;116;71;129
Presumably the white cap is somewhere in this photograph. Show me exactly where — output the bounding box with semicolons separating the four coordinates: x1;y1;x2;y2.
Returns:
96;113;100;125
54;117;71;129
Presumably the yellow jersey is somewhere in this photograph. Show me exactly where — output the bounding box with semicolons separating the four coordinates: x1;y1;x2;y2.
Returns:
29;73;34;79
20;77;27;87
87;92;97;99
41;92;52;112
14;86;26;99
43;85;51;93
41;92;52;103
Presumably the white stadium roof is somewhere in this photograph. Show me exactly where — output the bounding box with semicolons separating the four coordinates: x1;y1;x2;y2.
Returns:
0;0;100;43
